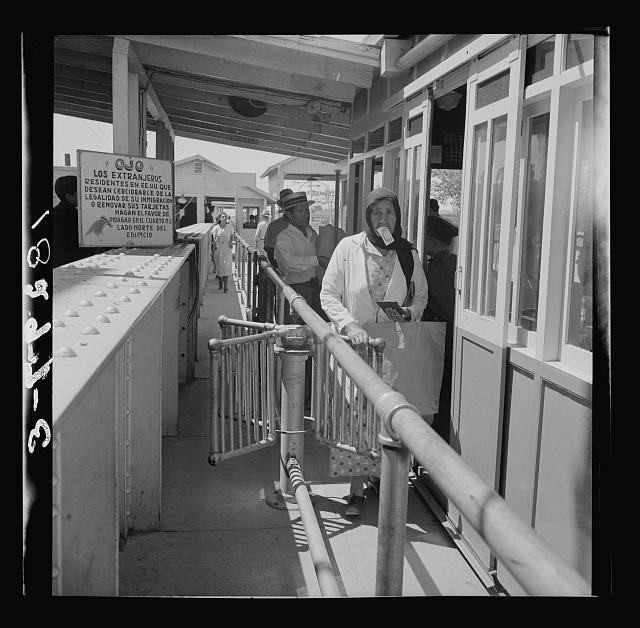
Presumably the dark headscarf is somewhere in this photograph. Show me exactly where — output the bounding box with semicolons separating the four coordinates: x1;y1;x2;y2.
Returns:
364;187;413;253
364;188;415;294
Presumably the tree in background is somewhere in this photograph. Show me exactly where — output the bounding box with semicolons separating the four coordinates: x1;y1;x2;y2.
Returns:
430;169;463;218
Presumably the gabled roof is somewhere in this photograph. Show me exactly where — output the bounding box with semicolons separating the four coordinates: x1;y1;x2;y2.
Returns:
237;185;277;204
261;156;297;178
174;154;230;172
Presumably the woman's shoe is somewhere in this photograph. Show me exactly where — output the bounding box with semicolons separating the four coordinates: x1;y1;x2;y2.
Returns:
366;475;380;497
345;494;364;517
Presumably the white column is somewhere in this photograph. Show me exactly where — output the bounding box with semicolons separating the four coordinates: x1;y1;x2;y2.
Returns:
112;38;142;157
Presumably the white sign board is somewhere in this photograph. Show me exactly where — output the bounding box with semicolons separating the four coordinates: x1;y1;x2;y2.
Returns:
77;150;174;248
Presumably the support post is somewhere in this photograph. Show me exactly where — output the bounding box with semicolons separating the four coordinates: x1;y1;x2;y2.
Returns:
375;404;412;596
266;326;312;509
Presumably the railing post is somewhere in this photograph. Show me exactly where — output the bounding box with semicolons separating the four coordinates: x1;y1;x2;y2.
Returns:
266;326;313;509
246;251;253;319
374;398;416;597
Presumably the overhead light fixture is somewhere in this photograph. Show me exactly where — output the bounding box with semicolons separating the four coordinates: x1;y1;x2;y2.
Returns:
436;91;463;111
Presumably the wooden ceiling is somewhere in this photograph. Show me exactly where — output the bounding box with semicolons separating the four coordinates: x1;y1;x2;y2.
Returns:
53;35;382;163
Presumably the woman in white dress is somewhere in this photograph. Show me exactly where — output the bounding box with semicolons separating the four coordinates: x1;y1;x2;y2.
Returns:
212;213;234;292
320;187;429;516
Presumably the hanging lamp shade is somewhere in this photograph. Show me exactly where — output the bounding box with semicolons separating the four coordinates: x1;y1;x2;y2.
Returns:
436;91;463;111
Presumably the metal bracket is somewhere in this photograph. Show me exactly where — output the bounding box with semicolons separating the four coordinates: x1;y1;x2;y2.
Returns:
376;393;422;448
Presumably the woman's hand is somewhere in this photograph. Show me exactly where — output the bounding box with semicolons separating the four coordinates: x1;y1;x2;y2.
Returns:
343;322;369;348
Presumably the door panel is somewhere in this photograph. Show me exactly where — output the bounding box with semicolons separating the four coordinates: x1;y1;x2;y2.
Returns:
451;332;506;567
450;35;526;571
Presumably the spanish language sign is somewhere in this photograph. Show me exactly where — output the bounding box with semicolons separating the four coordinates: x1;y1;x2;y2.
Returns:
77;150;174;248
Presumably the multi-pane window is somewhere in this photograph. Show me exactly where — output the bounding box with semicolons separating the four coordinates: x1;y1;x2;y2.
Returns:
565;98;593;352
517;113;550;331
481;116;508;317
351;136;365;158
476;70;510;109
407;114;423;138
565;34;594;70
525;37;555;86
388;117;402;143
410;146;422;244
367;126;385;151
465;123;488;311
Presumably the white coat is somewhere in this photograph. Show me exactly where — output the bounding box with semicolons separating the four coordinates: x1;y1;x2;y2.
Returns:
320;231;428;333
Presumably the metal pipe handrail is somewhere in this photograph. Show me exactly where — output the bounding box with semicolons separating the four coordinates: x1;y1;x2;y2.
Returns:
254;253;590;596
287;457;342;597
232;233;590;596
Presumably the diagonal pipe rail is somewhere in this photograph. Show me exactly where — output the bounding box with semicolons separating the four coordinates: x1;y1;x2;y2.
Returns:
286;457;342;597
234;233;591;596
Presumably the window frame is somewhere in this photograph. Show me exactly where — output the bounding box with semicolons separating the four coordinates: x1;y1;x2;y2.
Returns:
506;34;594;381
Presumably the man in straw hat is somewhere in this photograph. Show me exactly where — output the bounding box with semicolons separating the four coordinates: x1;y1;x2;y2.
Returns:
274;189;329;324
264;188;293;269
254;209;271;257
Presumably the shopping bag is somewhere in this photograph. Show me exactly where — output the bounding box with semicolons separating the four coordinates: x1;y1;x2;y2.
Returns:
363;321;446;415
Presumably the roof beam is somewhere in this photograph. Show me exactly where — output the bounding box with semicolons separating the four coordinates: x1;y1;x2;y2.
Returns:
54;62;112;87
230;35;380;68
151;74;351;126
122;35;374;89
54;101;113;125
162;105;349;151
54;75;112;98
154;84;350;138
169;116;347;159
54;89;112;110
175;128;342;164
172;123;345;162
128;40;357;103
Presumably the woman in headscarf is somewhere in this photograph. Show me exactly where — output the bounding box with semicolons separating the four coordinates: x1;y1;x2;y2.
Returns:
320;187;428;516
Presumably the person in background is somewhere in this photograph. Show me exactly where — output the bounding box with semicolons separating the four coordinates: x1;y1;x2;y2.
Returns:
264;189;293;269
53;175;105;267
212;212;234;292
422;213;458;443
254;210;271;257
243;214;258;228
254;209;272;321
320;187;428;516
204;207;215;223
429;198;440;214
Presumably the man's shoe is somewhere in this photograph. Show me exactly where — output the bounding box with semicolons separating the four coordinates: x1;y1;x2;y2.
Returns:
345;494;364;517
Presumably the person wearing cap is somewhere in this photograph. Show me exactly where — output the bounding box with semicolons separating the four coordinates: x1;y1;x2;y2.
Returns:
53;175;106;267
254;209;271;257
320;187;429;516
422;213;458;445
274;190;329;324
264;188;293;269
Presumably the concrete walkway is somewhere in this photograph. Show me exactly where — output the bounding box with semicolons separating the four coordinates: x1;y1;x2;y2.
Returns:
119;265;492;597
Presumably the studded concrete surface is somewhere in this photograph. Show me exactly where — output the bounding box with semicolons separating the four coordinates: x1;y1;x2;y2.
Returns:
52;244;193;423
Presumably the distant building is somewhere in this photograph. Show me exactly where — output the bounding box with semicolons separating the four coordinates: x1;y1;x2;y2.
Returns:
175;155;275;230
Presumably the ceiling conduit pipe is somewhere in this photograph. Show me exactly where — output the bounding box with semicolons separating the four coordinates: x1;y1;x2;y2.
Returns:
395;34;458;72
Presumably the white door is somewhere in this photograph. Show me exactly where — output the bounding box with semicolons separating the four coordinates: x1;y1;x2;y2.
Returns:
450;36;526;570
401;95;433;259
